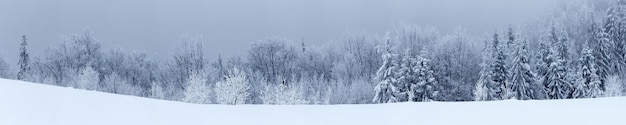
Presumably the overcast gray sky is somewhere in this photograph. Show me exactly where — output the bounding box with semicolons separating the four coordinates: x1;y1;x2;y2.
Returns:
0;0;561;64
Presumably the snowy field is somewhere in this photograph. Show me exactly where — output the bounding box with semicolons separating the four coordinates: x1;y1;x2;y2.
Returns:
1;78;625;125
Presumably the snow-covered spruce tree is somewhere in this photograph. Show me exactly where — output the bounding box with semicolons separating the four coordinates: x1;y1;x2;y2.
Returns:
534;38;555;100
76;65;99;90
604;1;626;74
397;50;416;102
373;32;400;103
555;28;570;66
539;27;574;100
18;35;30;80
556;28;576;98
475;42;493;101
506;26;516;57
215;67;250;105
589;21;612;90
182;72;211;104
571;79;587;99
505;26;517;73
490;32;509;100
544;48;572;99
412;50;438;102
508;39;536;100
575;42;604;98
535;40;551;81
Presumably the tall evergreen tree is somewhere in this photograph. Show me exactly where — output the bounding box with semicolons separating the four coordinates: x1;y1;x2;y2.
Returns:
490;32;508;100
509;39;536;100
555;28;570;64
604;1;626;74
475;38;494;101
412;50;438;102
590;20;612;90
556;28;576;98
576;42;604;98
373;32;400;103
17;35;30;80
506;26;517;75
535;40;551;79
544;46;572;99
398;50;416;102
506;26;516;52
541;26;575;99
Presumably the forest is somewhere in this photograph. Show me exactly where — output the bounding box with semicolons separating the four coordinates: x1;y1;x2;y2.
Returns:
0;0;625;105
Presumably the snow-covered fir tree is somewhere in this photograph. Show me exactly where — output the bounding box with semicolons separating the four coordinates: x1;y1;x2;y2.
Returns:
508;39;536;100
554;28;570;66
373;32;400;103
544;48;572;99
17;35;30;80
506;26;516;57
215;67;250;105
571;78;587;99
555;28;575;98
604;1;626;74
182;72;211;104
540;27;574;99
535;40;551;79
576;42;604;98
475;42;493;101
412;50;438;102
589;21;612;90
490;32;509;100
397;50;417;102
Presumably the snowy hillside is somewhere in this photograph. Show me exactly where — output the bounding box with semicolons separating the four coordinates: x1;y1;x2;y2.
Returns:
1;78;625;125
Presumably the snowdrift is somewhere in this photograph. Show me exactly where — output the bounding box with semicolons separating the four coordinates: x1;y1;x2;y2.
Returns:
1;78;625;125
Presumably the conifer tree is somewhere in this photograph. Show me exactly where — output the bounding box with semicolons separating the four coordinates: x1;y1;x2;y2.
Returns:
535;40;551;79
544;47;572;99
413;50;437;102
398;50;416;102
475;38;494;101
576;42;604;98
604;1;626;74
590;21;612;90
373;32;400;103
17;35;30;80
506;26;516;56
490;32;508;100
509;39;536;100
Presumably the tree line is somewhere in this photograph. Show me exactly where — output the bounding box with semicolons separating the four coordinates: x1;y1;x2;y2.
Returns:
0;0;624;104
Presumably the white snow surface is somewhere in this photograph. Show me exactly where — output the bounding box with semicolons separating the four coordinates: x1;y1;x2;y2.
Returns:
1;78;625;125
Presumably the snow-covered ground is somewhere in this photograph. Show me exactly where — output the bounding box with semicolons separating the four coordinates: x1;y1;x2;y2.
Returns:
1;78;625;125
